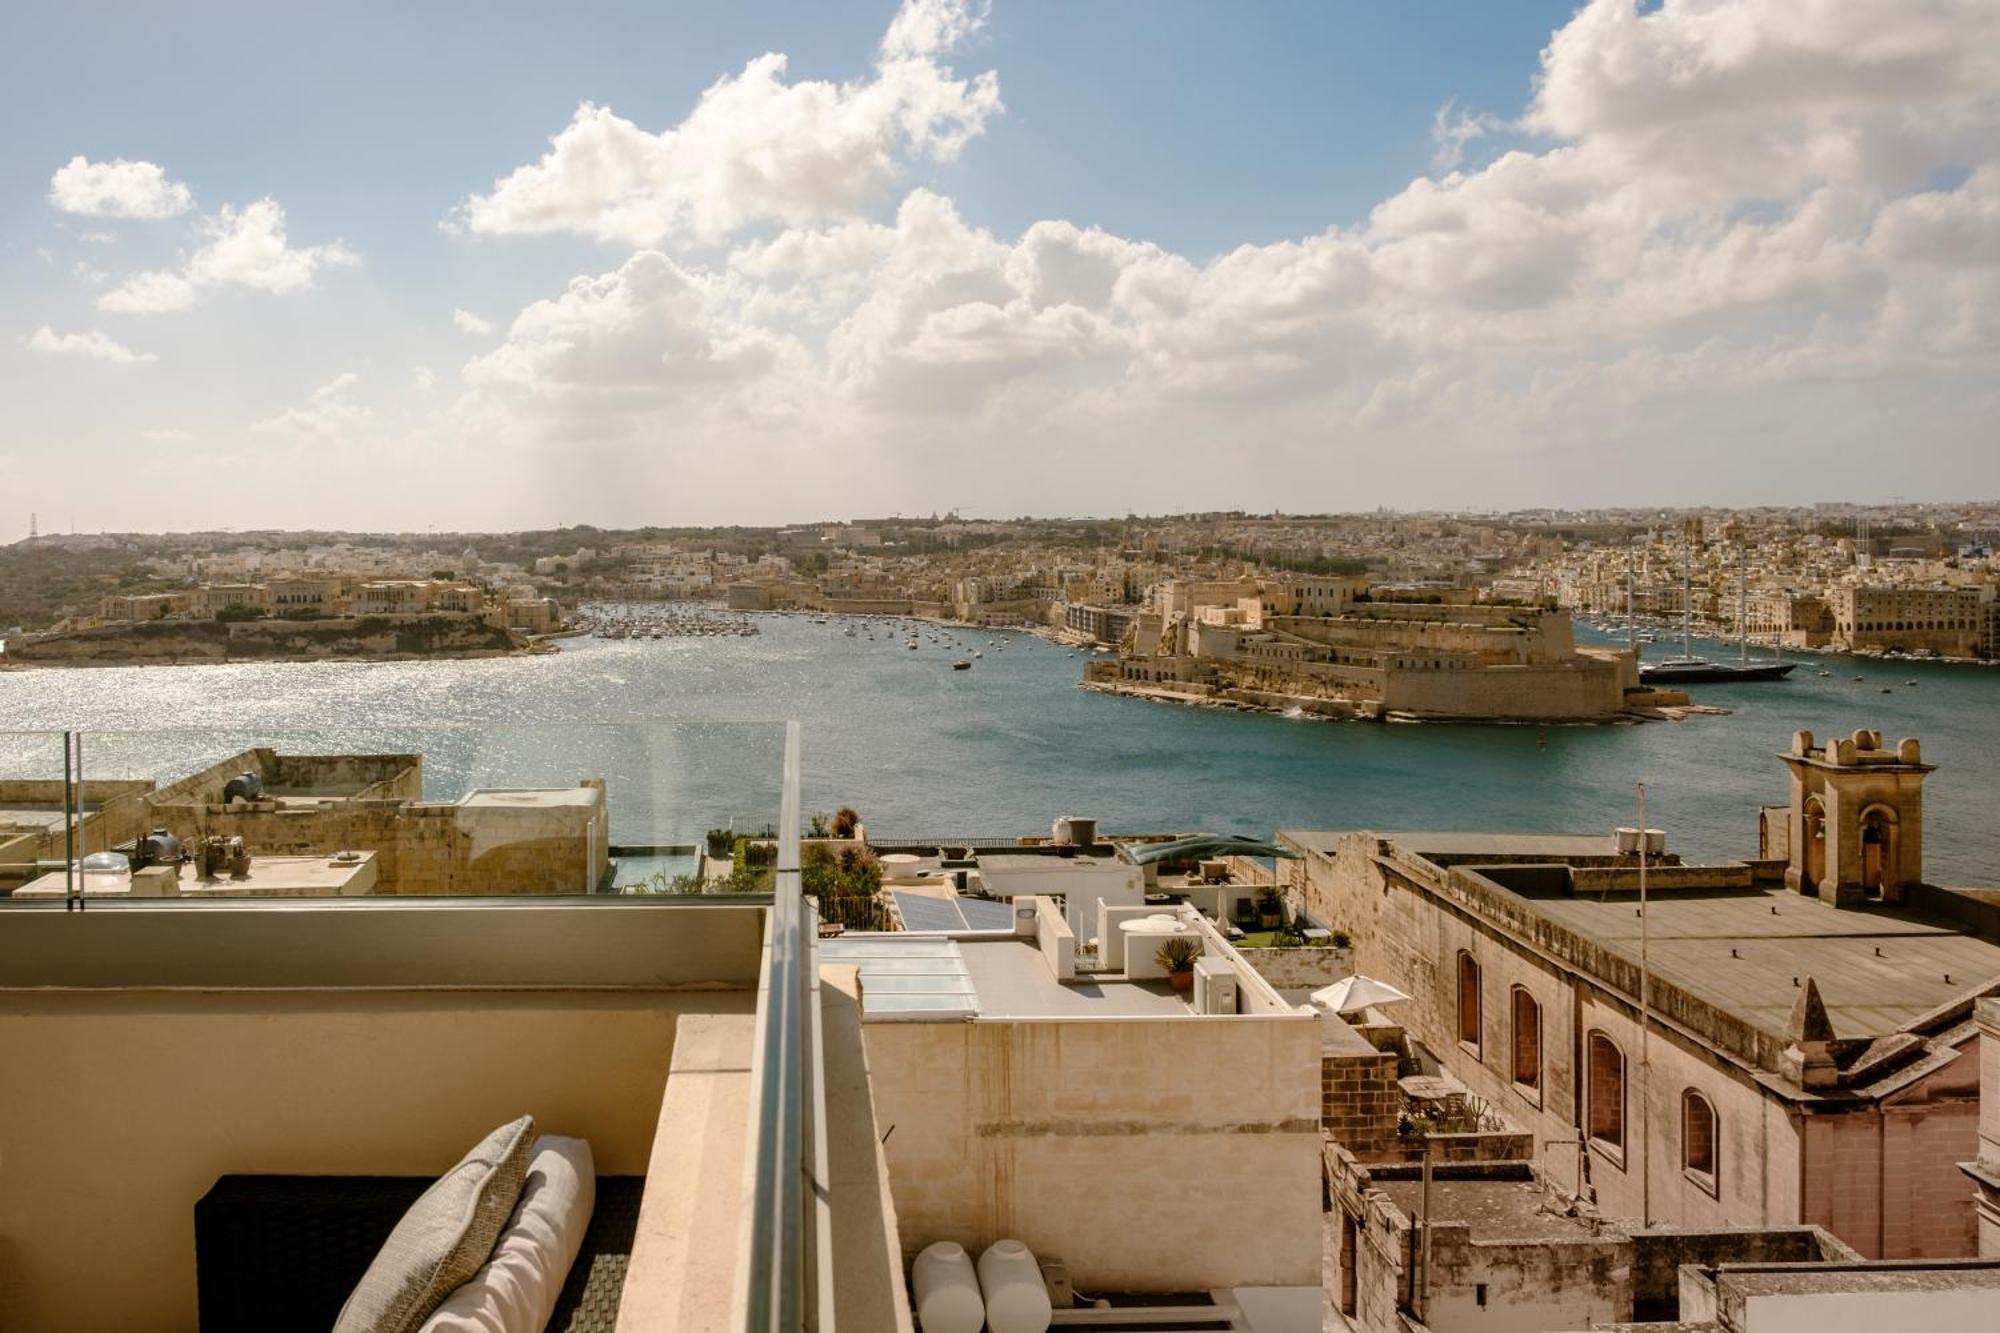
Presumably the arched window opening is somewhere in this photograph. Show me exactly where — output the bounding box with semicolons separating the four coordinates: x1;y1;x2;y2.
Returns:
1511;987;1541;1093
1682;1090;1718;1191
1587;1031;1625;1156
1456;952;1482;1052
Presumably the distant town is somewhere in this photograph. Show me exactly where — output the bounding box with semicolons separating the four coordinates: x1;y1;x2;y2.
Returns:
4;503;1997;716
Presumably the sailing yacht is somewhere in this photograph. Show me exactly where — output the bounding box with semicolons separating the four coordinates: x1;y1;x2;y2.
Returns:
1638;544;1797;684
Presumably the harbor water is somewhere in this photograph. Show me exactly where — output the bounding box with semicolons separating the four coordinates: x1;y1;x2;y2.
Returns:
1;614;1994;885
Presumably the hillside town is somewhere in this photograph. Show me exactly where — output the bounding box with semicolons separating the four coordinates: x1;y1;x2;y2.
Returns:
6;504;1997;680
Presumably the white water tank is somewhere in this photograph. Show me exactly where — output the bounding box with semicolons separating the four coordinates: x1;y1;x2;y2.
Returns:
1642;828;1667;856
912;1241;983;1333
978;1239;1053;1333
1614;827;1640;854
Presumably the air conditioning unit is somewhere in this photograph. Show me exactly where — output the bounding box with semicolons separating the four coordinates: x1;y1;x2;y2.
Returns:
1193;955;1238;1015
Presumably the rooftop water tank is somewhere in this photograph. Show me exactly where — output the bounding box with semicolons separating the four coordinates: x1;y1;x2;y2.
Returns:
912;1241;983;1333
1614;827;1641;855
978;1239;1052;1333
221;772;263;805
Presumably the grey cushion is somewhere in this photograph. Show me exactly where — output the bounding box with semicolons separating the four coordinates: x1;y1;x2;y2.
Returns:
334;1116;537;1333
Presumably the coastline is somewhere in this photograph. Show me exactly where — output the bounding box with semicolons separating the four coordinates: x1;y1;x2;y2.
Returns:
1080;677;1728;725
0;644;553;671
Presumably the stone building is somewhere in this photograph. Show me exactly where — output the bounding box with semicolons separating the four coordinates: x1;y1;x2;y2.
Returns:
1283;728;1996;1260
1829;584;1984;657
2;748;611;898
144;749;610;895
1767;729;1931;904
1102;582;1636;721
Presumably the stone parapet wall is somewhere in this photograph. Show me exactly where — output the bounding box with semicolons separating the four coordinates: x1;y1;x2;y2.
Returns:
1323;1047;1402;1158
1243;944;1352;991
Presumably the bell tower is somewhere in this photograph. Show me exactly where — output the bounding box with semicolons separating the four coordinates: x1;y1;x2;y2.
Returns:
1780;729;1933;907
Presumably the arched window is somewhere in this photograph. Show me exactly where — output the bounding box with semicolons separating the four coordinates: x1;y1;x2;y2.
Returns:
1511;987;1541;1094
1586;1031;1625;1156
1456;952;1482;1052
1682;1090;1717;1190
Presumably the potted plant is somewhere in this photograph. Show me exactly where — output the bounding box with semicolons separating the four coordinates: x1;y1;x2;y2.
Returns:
1156;936;1202;992
1256;885;1283;929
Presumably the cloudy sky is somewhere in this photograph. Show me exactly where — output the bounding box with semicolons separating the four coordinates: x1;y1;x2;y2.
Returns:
4;0;1997;536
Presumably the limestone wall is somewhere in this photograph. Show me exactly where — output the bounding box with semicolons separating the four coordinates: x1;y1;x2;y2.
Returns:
148;786;610;895
1242;944;1352;991
863;1014;1323;1290
1378;660;1624;720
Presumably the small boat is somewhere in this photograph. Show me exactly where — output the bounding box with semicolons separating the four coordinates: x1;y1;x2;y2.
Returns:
1904;679;1918;686
1818;670;1831;677
1852;675;1864;682
973;651;982;658
952;660;972;671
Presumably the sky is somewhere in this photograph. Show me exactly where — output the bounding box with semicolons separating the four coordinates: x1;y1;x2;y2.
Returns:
3;0;1997;536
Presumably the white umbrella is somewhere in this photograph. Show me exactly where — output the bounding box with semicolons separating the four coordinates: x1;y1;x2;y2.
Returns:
1311;975;1412;1014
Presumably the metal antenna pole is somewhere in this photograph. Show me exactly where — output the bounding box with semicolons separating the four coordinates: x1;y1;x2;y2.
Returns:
1638;781;1651;1229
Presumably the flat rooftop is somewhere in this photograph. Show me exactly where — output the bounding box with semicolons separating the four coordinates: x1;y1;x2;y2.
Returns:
1715;1261;2000;1299
1519;883;2000;1040
1281;829;1623;861
820;936;1189;1021
0;802;100;832
15;853;378;898
1373;1176;1599;1243
458;788;600;809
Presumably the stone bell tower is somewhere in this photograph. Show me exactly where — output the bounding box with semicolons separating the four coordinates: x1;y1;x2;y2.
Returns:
1779;728;1933;907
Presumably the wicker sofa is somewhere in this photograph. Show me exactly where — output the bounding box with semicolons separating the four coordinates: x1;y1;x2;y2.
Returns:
194;1173;643;1333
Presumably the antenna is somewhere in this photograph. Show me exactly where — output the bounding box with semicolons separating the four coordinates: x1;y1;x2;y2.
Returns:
28;512;37;540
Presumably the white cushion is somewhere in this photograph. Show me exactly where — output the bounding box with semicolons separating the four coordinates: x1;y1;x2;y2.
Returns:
337;1115;538;1333
418;1136;597;1333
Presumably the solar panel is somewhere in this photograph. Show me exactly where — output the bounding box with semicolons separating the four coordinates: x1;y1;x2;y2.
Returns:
891;891;1018;933
956;897;1016;931
893;892;968;932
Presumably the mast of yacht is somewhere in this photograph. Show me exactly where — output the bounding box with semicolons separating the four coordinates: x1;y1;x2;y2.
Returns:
1738;543;1748;666
1682;549;1694;662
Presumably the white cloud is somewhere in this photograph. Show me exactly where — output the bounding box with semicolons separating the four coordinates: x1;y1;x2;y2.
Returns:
48;156;193;219
443;0;2000;517
95;197;358;314
463;250;797;411
20;325;156;364
413;366;440;392
253;372;375;440
98;269;196;313
142;428;194;443
452;308;495;336
186;199;359;293
451;0;999;246
1523;0;2000;200
1429;101;1503;173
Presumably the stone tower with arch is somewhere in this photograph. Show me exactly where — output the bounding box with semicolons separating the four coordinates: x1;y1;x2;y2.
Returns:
1778;728;1933;907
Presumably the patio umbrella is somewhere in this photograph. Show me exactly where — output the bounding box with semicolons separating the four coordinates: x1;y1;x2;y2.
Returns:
1311;975;1413;1014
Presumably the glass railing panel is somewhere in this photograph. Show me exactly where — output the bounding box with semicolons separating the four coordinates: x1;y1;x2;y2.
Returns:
3;722;789;902
0;732;80;900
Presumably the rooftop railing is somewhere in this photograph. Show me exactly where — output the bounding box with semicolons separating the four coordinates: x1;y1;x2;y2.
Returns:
740;719;833;1331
